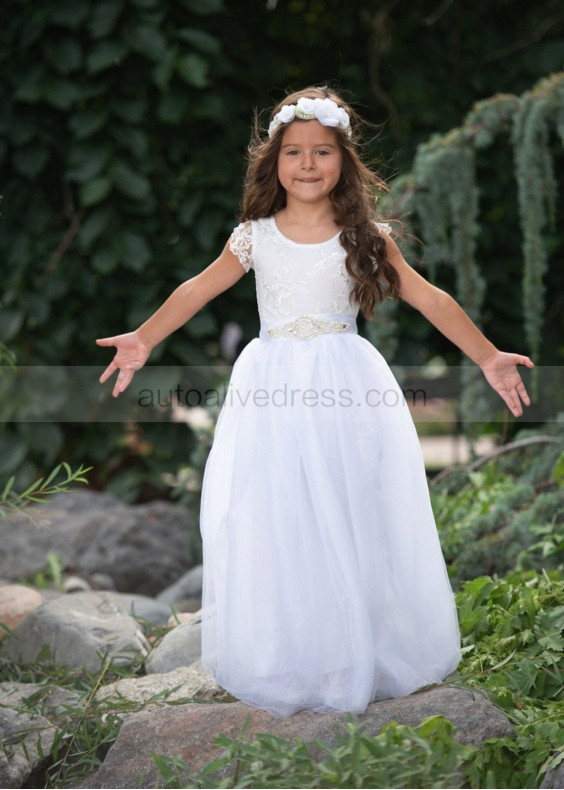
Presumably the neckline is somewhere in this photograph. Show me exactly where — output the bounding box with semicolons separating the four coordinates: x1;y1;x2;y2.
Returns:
269;216;342;246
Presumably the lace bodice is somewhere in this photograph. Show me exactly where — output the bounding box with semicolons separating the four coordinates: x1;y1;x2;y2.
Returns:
229;216;391;326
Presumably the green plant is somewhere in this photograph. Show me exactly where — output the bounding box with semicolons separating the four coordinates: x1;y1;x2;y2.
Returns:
0;462;91;517
153;715;474;789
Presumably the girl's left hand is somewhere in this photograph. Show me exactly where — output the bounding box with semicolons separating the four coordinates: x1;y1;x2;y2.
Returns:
479;350;535;417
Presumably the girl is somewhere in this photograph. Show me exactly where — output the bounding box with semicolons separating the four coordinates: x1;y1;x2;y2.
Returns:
97;86;534;718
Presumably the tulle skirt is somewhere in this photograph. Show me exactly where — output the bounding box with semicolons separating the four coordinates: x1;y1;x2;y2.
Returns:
200;315;461;717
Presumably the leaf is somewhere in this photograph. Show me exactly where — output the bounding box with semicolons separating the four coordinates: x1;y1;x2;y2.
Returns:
13;65;45;103
88;0;125;38
121;231;152;270
110;161;151;200
127;24;167;61
91;246;119;274
42;78;81;110
86;41;126;74
1;476;16;502
80;177;112;207
110;97;147;123
176;28;222;55
176;54;209;88
0;310;25;341
78;208;114;250
51;1;90;29
69;108;108;138
66;142;113;183
157;91;189;124
179;0;224;14
13;146;50;179
42;36;83;74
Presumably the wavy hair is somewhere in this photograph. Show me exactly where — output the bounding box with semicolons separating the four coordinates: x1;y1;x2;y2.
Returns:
239;86;400;319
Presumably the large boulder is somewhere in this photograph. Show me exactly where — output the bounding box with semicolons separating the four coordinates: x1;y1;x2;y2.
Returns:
95;663;223;711
0;707;55;789
83;686;512;789
0;491;197;596
145;615;202;674
0;592;149;672
0;585;45;637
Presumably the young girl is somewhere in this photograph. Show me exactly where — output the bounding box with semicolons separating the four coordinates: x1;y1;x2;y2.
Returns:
97;86;534;718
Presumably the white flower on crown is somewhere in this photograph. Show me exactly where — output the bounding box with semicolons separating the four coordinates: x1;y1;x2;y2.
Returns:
268;96;352;138
278;104;296;124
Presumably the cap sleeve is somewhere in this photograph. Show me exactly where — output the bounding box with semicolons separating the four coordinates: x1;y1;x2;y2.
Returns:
376;221;392;236
229;221;253;272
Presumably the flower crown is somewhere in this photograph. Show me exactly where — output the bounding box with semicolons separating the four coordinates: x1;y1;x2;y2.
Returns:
268;96;352;138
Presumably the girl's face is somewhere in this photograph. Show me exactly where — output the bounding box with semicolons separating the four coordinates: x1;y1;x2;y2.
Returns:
277;121;343;209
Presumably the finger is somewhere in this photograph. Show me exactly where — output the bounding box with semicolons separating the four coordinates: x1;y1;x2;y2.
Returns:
113;369;134;398
96;337;117;346
99;362;118;384
516;380;530;406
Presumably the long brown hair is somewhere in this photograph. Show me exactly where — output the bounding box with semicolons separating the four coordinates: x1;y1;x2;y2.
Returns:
240;86;400;319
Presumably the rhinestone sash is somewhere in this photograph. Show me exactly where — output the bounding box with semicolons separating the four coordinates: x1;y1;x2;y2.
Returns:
262;314;356;341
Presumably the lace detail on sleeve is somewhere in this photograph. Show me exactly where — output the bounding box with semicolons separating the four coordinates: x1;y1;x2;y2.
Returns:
229;221;253;272
376;221;392;236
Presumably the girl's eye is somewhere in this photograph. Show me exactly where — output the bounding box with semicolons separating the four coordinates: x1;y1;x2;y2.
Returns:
316;150;330;156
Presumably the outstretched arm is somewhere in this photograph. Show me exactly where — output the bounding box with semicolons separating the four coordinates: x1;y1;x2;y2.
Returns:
383;235;534;417
96;241;245;397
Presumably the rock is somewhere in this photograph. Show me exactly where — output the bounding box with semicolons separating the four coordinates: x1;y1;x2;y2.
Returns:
89;572;115;590
113;593;176;626
95;663;223;711
0;491;198;596
541;762;564;789
0;585;45;638
0;592;150;672
83;685;512;789
157;564;203;606
0;707;55;789
167;611;200;628
145;616;201;674
0;682;83;717
63;574;91;593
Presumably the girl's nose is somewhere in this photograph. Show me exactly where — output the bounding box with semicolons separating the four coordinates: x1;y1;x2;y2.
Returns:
302;155;315;169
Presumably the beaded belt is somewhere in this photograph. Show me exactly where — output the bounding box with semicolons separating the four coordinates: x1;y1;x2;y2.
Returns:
264;315;352;341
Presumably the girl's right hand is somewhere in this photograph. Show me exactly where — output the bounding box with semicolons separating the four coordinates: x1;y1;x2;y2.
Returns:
96;331;151;397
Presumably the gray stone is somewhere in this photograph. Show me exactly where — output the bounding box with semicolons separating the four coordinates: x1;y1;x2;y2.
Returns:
0;490;198;596
541;761;564;789
63;574;91;593
0;707;55;789
0;682;83;717
145;616;202;674
113;593;176;626
157;564;203;604
83;685;512;789
95;663;223;711
0;592;149;672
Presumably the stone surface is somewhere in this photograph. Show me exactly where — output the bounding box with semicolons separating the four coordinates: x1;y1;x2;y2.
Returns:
0;682;83;717
0;592;150;672
0;707;55;789
145;615;201;674
0;585;45;637
83;686;513;789
157;564;203;604
95;663;223;710
541;761;564;789
0;490;197;596
113;592;176;626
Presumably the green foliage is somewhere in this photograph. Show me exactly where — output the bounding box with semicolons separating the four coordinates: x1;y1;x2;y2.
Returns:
456;571;564;788
0;462;91;517
153;715;473;789
433;429;564;585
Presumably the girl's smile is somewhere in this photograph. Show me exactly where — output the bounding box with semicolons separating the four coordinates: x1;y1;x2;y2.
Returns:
277;121;343;207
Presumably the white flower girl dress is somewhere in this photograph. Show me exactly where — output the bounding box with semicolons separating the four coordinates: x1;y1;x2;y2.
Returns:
199;216;461;717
